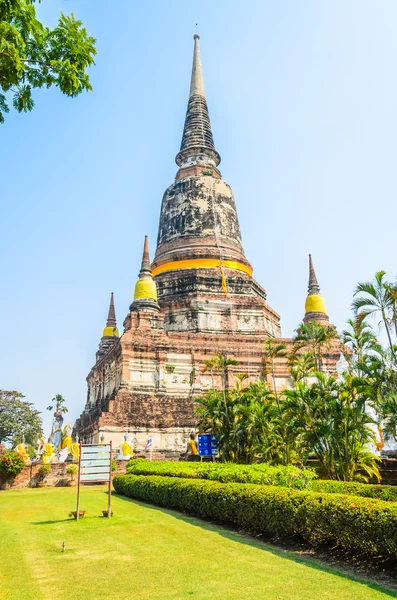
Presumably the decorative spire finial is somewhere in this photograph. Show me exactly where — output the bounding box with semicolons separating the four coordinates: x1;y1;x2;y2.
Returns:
106;292;117;328
190;34;205;97
102;293;119;338
176;35;220;168
139;235;151;277
304;254;329;323
308;254;320;295
130;236;159;311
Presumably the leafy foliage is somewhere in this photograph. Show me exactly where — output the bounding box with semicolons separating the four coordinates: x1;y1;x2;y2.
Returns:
0;389;43;445
283;372;381;482
47;393;68;414
114;474;397;559
0;0;96;122
311;479;397;502
0;448;25;476
126;459;317;490
37;463;51;479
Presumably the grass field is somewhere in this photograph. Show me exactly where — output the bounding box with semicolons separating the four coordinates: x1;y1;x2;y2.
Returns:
1;486;396;600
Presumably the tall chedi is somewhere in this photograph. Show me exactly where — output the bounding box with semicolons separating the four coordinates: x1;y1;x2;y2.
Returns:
303;255;330;325
96;293;119;360
75;35;342;452
152;35;280;337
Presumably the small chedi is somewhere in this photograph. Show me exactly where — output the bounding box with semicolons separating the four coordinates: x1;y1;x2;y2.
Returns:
74;36;341;453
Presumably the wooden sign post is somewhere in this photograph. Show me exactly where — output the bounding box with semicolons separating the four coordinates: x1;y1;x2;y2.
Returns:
76;442;112;520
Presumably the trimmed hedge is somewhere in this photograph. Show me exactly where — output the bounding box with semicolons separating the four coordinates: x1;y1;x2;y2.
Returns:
113;474;397;559
311;479;397;502
126;460;397;502
126;460;316;490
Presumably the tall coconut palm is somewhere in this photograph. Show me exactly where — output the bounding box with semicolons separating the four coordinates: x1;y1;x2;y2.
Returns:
341;318;380;375
386;282;397;341
203;357;217;389
288;352;316;382
352;271;395;360
284;373;380;481
210;354;239;427
294;322;338;371
263;340;293;463
263;340;287;399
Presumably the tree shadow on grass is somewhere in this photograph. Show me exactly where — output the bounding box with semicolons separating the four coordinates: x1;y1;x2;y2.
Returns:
32;519;74;525
113;492;397;598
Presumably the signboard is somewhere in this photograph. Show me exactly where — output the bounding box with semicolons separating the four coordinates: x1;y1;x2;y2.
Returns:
198;434;218;457
80;445;111;482
76;442;112;520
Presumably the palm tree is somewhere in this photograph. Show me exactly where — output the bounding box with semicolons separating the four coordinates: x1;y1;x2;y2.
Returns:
386;282;397;341
288;352;316;382
263;340;287;399
284;373;380;481
294;322;338;371
341;318;380;375
203;357;217;389
211;354;239;427
47;394;68;415
353;271;395;359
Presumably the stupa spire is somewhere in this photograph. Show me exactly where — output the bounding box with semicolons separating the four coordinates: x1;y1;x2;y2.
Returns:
176;35;220;168
304;255;329;324
308;254;320;295
106;292;116;329
130;236;159;312
102;293;119;337
139;235;151;276
189;33;205;97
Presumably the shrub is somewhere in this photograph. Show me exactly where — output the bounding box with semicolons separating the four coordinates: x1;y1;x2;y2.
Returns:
0;450;25;477
311;479;397;503
37;464;51;480
125;460;397;503
125;460;317;490
112;459;117;472
114;474;397;559
66;464;78;480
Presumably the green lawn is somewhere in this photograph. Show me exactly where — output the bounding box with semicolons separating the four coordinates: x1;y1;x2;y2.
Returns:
1;487;396;600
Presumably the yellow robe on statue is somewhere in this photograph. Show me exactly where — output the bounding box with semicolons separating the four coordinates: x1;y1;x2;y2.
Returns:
15;443;29;461
71;442;80;460
42;443;54;464
61;435;73;452
121;441;133;457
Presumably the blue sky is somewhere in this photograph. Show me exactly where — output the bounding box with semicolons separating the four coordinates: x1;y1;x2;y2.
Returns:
2;0;397;435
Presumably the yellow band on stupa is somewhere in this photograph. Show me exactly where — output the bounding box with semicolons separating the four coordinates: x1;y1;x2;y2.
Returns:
305;294;327;315
134;278;158;301
152;258;252;277
102;326;119;337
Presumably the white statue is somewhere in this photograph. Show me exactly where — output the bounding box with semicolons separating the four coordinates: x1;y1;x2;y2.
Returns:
115;433;134;460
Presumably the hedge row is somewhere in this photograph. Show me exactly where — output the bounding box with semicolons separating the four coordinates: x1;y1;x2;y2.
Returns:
126;460;316;489
126;460;397;502
113;474;397;559
311;479;397;502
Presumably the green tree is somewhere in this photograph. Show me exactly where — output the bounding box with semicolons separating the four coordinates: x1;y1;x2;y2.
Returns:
0;389;43;446
293;322;339;371
208;354;239;427
341;318;380;375
263;340;292;463
195;379;282;464
353;271;395;359
263;339;287;399
288;352;315;383
386;282;397;341
284;373;380;482
0;0;96;123
47;393;68;415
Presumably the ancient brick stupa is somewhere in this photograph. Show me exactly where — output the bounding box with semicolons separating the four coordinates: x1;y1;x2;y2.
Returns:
75;36;341;452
